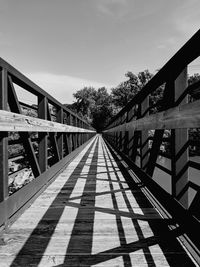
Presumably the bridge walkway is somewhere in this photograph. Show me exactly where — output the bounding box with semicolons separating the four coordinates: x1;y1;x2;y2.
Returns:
0;135;196;266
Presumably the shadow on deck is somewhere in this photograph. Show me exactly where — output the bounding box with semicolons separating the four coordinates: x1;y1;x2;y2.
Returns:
0;135;196;266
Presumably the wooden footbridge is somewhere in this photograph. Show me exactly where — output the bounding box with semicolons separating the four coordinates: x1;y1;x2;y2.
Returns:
0;30;200;266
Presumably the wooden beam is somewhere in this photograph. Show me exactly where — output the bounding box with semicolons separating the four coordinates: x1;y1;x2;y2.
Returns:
103;98;200;133
0;110;95;133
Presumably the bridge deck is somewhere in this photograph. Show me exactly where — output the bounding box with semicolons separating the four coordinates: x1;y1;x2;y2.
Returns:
0;135;196;266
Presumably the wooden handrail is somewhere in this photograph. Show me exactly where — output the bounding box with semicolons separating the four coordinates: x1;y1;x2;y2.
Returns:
106;29;200;128
0;110;95;132
0;57;93;128
103;29;200;262
104;99;200;132
0;58;96;229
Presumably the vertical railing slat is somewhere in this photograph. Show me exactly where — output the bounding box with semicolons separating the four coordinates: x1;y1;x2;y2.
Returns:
57;107;64;159
38;96;48;172
0;68;8;203
171;67;189;208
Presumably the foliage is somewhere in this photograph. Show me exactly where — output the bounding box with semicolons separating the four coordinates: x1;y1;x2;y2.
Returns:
111;70;153;109
188;73;200;86
92;87;113;132
69;70;200;133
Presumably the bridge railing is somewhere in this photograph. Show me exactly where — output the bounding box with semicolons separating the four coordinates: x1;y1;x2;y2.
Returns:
0;58;96;228
103;29;200;258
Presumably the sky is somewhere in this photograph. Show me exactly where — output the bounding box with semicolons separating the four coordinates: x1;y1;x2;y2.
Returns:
0;0;200;104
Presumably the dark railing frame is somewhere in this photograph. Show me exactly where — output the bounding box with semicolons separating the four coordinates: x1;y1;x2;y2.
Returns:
103;29;200;262
0;58;96;229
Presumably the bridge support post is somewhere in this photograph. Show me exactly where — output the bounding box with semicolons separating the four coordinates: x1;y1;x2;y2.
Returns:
121;113;126;153
38;96;48;172
0;68;8;209
127;108;135;158
57;107;64;159
140;97;149;169
67;113;73;153
171;67;189;208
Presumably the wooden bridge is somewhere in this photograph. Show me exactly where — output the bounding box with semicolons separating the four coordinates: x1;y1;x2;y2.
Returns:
0;30;200;266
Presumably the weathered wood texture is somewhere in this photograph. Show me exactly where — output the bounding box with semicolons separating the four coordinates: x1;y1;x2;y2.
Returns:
104;98;200;133
0;57;92;126
0;135;196;266
0;110;95;133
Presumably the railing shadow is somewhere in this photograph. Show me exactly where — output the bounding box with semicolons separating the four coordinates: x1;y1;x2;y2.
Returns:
8;136;196;267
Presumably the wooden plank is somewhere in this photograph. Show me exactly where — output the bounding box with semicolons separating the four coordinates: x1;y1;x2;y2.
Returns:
0;109;95;133
0;135;196;266
0;136;96;228
104;98;200;133
104;137;200;265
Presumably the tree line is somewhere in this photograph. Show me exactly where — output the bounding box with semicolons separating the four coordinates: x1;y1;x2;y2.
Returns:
65;70;200;132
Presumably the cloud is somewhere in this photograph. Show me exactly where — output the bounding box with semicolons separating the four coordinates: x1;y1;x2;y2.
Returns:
25;72;113;104
95;0;167;22
96;0;129;18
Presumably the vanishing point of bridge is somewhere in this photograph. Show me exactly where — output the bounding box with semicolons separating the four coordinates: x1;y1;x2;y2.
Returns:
0;30;200;266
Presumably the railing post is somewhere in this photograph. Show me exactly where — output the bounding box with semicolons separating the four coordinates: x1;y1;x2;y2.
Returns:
122;113;127;153
140;97;149;169
117;119;121;149
73;116;77;149
0;68;8;204
127;107;135;158
67;113;72;153
77;118;80;147
81;121;83;145
171;67;189;208
38;96;48;172
57;107;64;159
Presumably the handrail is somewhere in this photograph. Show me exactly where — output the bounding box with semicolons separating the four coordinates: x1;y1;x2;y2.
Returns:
0;110;95;132
0;57;93;128
106;29;200;128
103;29;200;263
0;58;96;229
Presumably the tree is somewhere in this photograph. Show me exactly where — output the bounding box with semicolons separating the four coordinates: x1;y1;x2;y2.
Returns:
73;87;97;118
111;70;153;109
188;73;200;101
92;87;113;132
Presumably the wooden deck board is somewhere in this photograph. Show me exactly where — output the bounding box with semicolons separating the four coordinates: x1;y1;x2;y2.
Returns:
0;135;197;266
